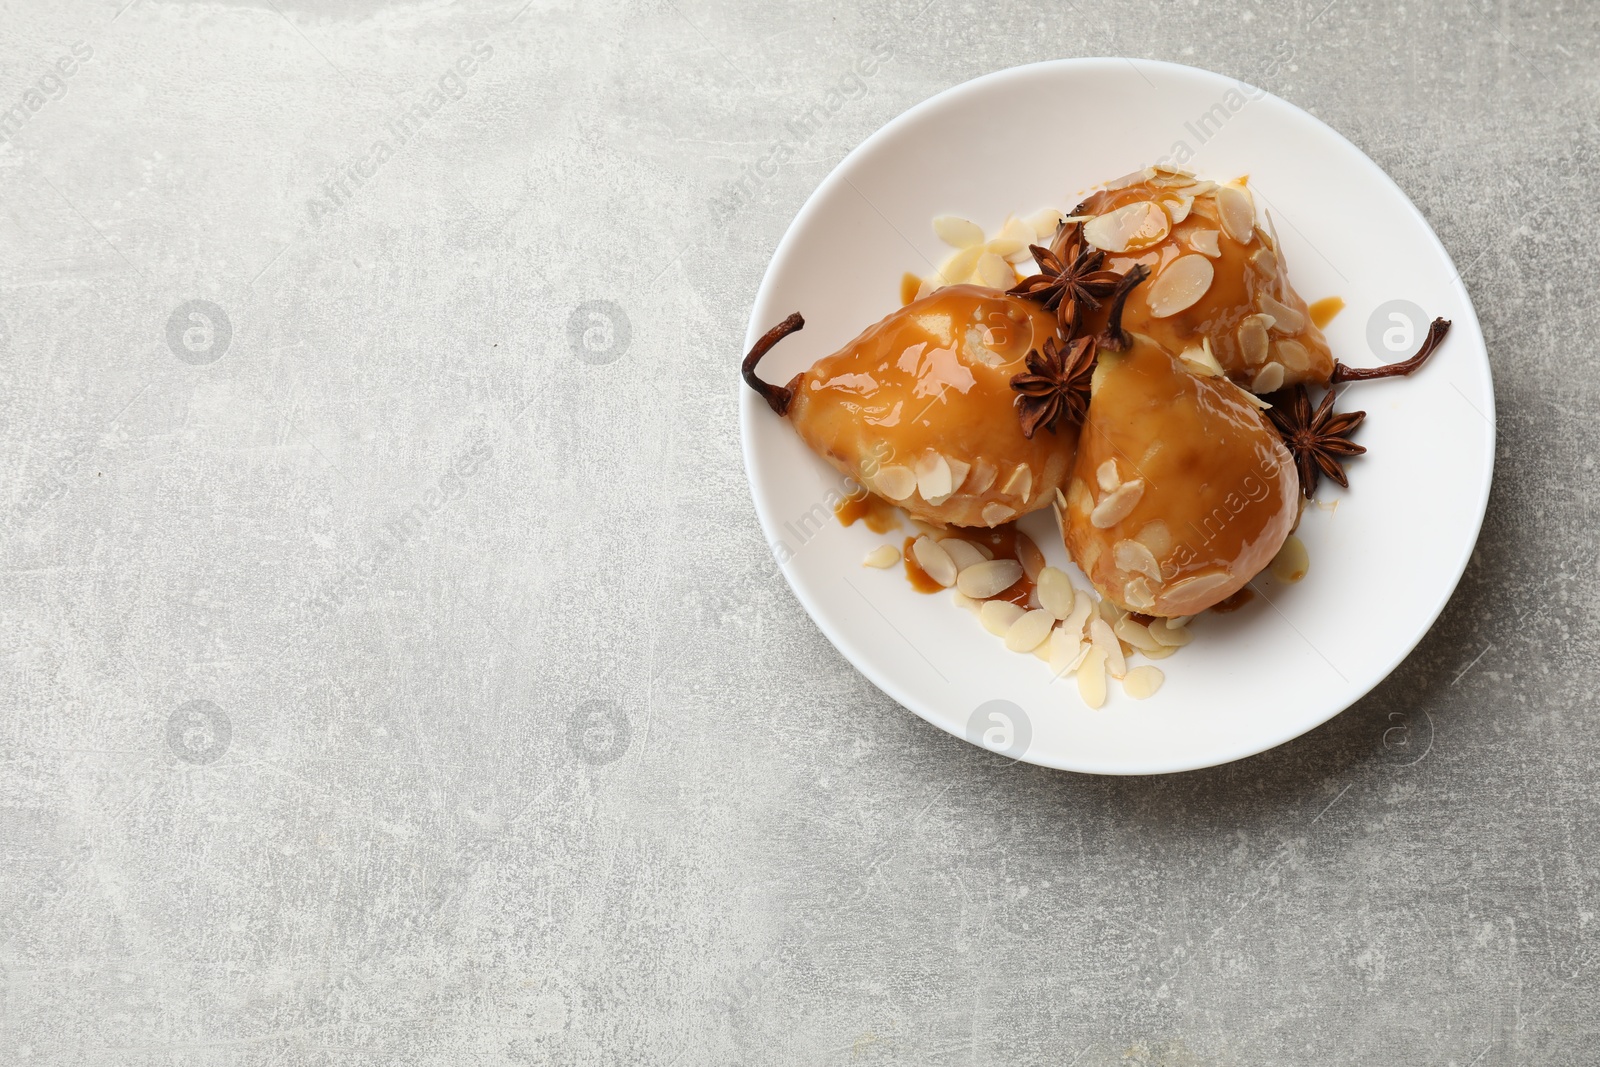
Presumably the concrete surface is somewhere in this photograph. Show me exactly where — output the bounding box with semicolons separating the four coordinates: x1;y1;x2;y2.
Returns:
1;0;1596;1063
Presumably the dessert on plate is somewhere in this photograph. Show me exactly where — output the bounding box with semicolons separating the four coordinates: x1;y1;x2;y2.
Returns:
743;165;1449;707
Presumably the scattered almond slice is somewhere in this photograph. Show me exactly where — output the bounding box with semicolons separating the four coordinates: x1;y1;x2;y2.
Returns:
1048;628;1086;676
966;458;998;495
979;599;1025;637
951;589;982;614
973;251;1015;290
912;535;958;587
1089;617;1128;679
913;451;953;501
933;214;985;249
1064;589;1094;638
1037;566;1075;619
1259;293;1306;334
1005;609;1055;653
1141;643;1177;660
1123;576;1156;611
1147;617;1193;647
987;215;1035;259
1096;459;1120;492
1000;463;1033;502
1026;207;1065;243
1077;648;1108;708
957;558;1024;599
1090;479;1145;528
1238;314;1271;366
1122;665;1165;699
936;245;983;285
1015;532;1045;581
939;538;988;572
1114;615;1162;653
1187;228;1221;257
981;502;1016;526
863;544;900;568
1113;538;1162;580
1270;534;1309;583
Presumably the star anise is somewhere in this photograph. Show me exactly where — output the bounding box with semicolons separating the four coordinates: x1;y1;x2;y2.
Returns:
1010;334;1097;438
1266;385;1367;499
1007;222;1122;337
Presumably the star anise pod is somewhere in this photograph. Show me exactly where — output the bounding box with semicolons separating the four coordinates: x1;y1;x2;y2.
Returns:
1007;222;1122;337
1266;385;1367;499
1010;334;1097;439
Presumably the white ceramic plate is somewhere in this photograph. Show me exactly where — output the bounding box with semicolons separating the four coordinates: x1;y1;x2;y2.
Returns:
740;59;1493;775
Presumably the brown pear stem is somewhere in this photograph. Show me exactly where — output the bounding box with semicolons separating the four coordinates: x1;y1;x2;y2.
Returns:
1096;263;1150;351
741;312;805;416
1332;317;1451;383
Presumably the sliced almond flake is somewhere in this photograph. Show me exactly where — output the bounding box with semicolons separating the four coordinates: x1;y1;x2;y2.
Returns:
863;544;900;569
973;251;1015;290
915;275;937;300
1167;615;1192;628
1259;293;1306;334
1016;532;1045;581
1250;246;1278;280
1090;479;1145;528
1164;195;1194;224
1122;665;1165;699
932;214;984;249
912;535;958;587
936;245;983;286
1270;534;1310;583
1033;639;1054;662
1096;459;1121;492
979;599;1025;637
957;558;1024;599
1180;343;1224;378
1098;596;1124;625
1216;184;1256;244
1001;463;1033;502
1048;628;1085;676
872;464;916;501
1026;207;1065;243
970;540;994;560
1077;648;1108;708
987;215;1034;259
1187;228;1222;258
939;538;988;572
1065;590;1094;638
945;457;971;494
1238;314;1271;366
913;451;953;502
1275;338;1312;373
1089;618;1128;680
1148;617;1193;647
951;589;982;614
1037;566;1076;619
1141;643;1177;660
1146;254;1215;318
1103;168;1153;191
1113;538;1162;580
966;458;998;495
1005;609;1055;653
1160;570;1234;610
980;502;1015;526
1123;576;1156;611
1051;499;1068;547
1251;362;1286;394
1114;615;1163;652
1083;201;1170;253
1229;378;1274;410
1136;521;1172;558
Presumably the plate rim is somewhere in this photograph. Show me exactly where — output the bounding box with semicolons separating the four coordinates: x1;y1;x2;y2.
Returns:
740;57;1495;775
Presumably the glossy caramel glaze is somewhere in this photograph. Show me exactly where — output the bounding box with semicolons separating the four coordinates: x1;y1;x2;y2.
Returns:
1062;337;1298;617
784;285;1077;528
1076;171;1334;389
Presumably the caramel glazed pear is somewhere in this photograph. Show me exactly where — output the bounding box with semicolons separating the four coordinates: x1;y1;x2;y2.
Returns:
743;165;1452;617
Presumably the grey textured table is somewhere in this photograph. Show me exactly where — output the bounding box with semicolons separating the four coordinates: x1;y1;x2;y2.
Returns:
2;1;1595;1063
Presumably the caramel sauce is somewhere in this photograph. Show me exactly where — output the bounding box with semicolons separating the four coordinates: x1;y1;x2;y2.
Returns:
1062;338;1296;617
1210;588;1255;613
899;272;922;306
1308;295;1345;329
786;285;1079;528
901;536;942;593
1076;179;1334;387
834;492;901;533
